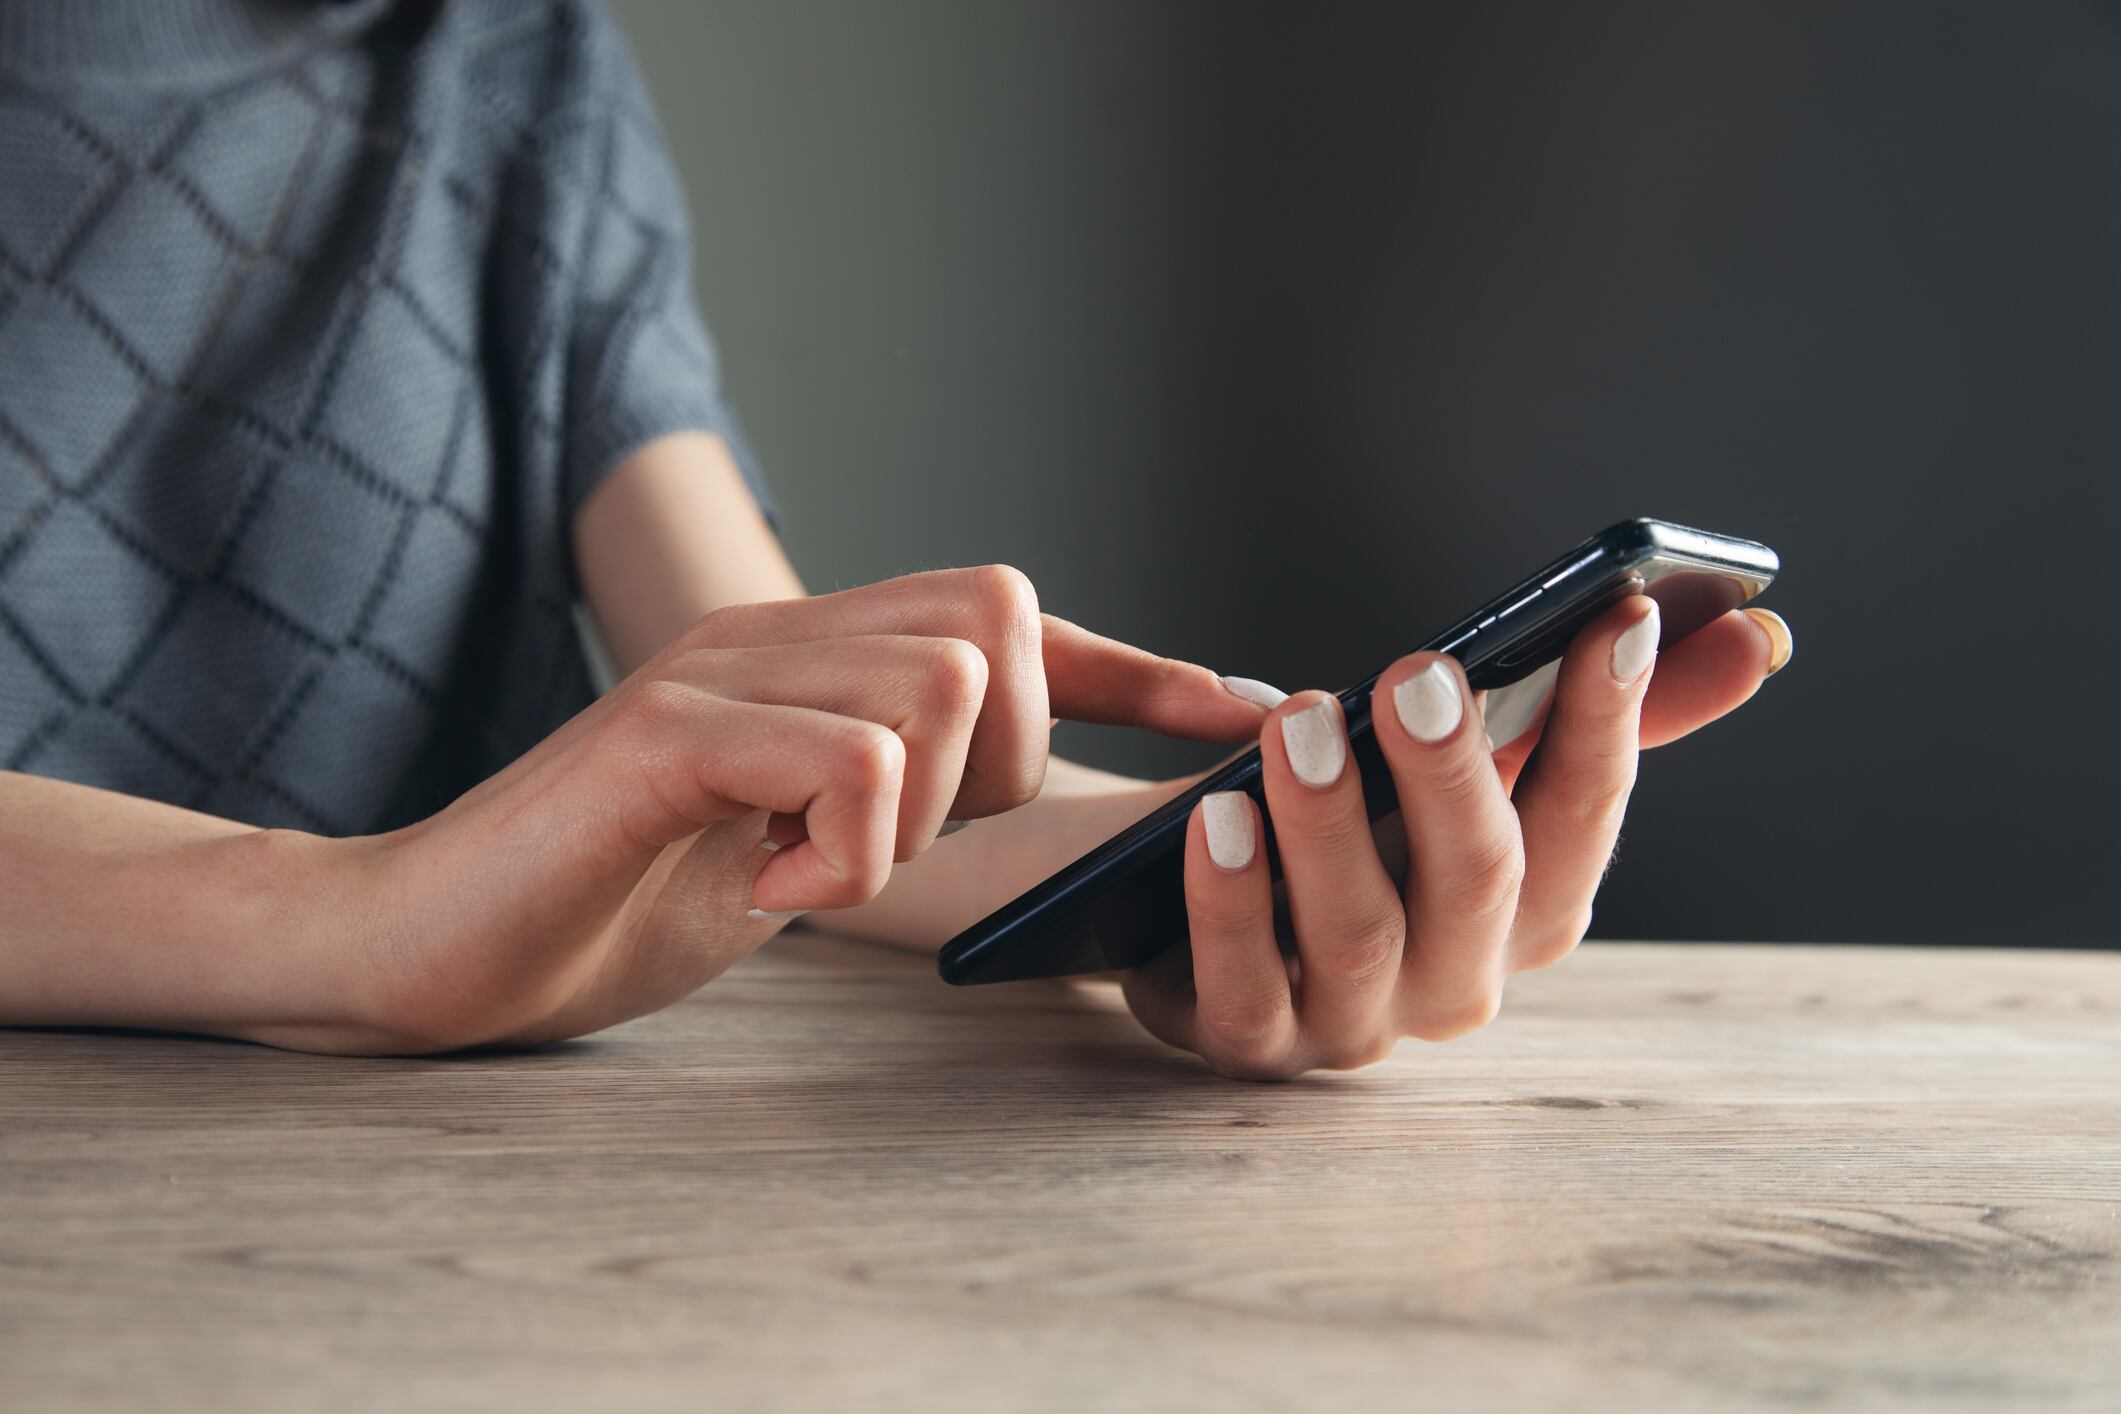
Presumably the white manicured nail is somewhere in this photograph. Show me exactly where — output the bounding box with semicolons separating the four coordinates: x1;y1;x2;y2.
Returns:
1220;675;1288;709
1201;792;1256;871
758;839;782;853
1482;659;1559;750
744;908;810;923
1611;601;1661;682
1391;660;1464;743
1279;697;1345;787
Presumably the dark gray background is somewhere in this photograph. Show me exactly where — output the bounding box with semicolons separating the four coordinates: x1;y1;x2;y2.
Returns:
608;0;2120;948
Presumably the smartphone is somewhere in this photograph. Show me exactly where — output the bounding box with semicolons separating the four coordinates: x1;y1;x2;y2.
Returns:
937;518;1779;986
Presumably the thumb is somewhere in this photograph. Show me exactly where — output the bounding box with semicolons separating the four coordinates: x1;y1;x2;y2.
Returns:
1040;613;1275;742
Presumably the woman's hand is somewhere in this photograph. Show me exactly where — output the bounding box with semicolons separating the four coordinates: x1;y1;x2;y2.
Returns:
1121;602;1793;1080
295;567;1266;1054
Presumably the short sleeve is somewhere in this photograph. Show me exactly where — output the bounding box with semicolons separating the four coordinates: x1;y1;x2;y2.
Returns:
560;5;777;528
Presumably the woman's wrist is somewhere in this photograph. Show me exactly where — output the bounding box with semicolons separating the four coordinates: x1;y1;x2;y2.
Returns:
77;823;402;1053
0;768;402;1050
214;826;411;1053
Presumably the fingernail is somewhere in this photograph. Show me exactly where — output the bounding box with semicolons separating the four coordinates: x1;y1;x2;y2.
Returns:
1482;659;1559;751
936;819;971;838
1390;660;1464;743
1201;792;1256;871
758;839;781;853
1220;675;1288;709
1279;697;1345;787
744;908;810;922
1743;607;1794;675
1611;600;1661;683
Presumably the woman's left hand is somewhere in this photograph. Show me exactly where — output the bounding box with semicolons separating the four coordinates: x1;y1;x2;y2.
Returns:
1121;601;1793;1080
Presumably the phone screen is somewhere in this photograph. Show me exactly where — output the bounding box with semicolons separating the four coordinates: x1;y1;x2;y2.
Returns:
939;519;1777;985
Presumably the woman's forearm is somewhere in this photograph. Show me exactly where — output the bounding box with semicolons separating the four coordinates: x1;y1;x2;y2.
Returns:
0;771;352;1042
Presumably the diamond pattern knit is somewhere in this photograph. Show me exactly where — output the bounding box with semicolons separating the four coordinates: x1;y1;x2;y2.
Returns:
0;0;772;835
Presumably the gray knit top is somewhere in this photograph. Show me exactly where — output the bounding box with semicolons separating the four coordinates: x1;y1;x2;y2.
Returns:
0;0;772;835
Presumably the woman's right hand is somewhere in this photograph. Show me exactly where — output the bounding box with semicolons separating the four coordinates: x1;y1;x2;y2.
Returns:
284;566;1267;1055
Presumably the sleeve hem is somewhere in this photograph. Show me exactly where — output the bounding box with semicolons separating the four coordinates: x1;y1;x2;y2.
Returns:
563;388;782;535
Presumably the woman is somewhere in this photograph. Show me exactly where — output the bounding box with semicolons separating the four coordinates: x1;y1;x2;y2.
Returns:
0;0;1790;1078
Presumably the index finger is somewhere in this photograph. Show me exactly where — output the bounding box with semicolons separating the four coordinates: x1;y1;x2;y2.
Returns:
1041;614;1275;742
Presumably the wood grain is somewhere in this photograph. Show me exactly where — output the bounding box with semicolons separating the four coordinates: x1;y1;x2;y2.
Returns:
2;938;2117;1412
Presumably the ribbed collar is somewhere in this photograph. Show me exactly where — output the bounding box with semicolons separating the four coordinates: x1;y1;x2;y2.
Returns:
0;0;395;87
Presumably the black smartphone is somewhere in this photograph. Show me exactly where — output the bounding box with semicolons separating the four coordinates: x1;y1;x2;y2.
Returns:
937;518;1779;986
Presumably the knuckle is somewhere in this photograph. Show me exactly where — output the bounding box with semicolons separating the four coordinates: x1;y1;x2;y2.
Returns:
1409;984;1504;1042
1313;916;1406;988
1183;887;1260;940
917;636;990;714
683;602;744;648
1555;753;1638;831
985;755;1047;812
1118;661;1198;732
1518;908;1593;971
964;562;1041;629
815;840;897;909
660;645;736;694
1197;986;1289;1050
837;721;907;792
1313;1031;1399;1072
620;678;709;737
1449;832;1526;923
1568;794;1629;844
853;851;898;903
1420;747;1499;810
806;875;858;910
815;863;888;910
1288;802;1378;861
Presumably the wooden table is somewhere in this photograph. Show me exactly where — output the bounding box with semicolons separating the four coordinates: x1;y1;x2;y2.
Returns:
3;937;2117;1412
